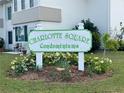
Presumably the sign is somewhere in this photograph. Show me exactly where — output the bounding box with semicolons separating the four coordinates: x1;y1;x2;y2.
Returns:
28;30;92;71
29;30;92;52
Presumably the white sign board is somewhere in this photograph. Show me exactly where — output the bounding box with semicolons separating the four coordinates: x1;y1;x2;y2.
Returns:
28;30;92;71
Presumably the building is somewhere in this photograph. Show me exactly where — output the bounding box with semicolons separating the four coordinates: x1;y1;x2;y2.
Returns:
0;0;123;51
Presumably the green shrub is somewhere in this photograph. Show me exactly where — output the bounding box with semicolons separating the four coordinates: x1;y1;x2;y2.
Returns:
82;19;101;51
85;55;112;74
118;40;124;51
0;37;4;48
102;33;110;48
114;22;124;51
92;32;101;51
102;33;120;51
73;19;101;51
106;39;120;51
10;54;36;75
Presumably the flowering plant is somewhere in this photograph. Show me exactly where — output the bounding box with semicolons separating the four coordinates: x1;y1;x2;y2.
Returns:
43;52;78;66
10;53;36;75
85;55;112;74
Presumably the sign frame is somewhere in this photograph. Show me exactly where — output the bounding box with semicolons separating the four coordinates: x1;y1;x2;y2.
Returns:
28;29;92;71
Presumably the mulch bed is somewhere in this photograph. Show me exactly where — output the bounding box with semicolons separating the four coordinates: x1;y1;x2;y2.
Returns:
8;66;113;83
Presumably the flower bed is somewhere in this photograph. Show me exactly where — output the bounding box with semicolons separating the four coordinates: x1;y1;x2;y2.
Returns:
9;52;113;82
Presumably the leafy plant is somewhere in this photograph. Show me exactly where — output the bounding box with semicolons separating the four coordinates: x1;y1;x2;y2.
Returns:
102;33;119;56
10;53;36;75
74;19;101;51
106;39;120;51
82;19;101;51
102;33;111;56
85;55;112;75
118;40;124;51
43;52;78;66
115;22;124;51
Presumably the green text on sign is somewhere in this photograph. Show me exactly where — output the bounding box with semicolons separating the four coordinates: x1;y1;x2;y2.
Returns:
28;30;92;52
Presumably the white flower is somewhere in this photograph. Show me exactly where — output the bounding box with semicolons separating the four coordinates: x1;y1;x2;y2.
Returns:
109;60;112;63
25;58;28;61
91;53;94;55
11;60;17;64
55;53;60;56
20;54;23;56
100;60;104;63
11;61;15;65
31;59;35;62
24;68;28;71
94;57;99;60
11;66;15;70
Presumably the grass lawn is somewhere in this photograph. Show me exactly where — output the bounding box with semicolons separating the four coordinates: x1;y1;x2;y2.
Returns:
0;51;124;93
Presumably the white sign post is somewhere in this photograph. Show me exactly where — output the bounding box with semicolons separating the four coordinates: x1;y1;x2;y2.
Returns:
36;52;43;70
34;24;43;70
28;30;92;71
78;52;84;71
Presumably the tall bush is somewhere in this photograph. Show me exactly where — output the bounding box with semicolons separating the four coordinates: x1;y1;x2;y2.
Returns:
102;33;119;56
116;22;124;51
74;19;101;51
82;19;101;51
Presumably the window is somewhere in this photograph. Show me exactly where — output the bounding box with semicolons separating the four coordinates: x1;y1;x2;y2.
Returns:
8;31;13;44
30;0;34;8
15;26;28;42
7;7;12;20
14;0;17;12
21;0;25;10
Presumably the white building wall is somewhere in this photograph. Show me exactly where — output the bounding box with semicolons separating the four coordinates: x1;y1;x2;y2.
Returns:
14;0;39;12
110;0;124;35
0;6;4;39
0;6;3;18
13;0;110;32
0;28;4;39
4;3;13;49
12;0;87;32
86;0;109;34
37;0;87;30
